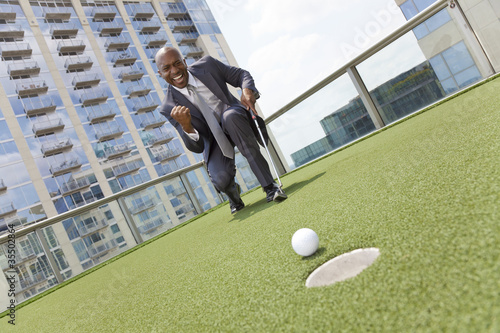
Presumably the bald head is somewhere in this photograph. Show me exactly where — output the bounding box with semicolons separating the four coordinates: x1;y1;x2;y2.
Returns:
155;47;181;68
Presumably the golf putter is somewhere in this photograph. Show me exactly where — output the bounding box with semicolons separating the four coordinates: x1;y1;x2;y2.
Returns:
251;113;288;202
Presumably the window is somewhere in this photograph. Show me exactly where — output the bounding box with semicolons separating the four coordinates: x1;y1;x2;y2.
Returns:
429;41;482;94
400;0;451;39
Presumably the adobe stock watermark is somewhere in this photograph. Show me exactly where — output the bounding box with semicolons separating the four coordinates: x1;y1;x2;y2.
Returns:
340;1;402;60
209;0;245;19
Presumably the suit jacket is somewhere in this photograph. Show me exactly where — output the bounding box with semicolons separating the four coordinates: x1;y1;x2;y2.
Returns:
159;56;268;162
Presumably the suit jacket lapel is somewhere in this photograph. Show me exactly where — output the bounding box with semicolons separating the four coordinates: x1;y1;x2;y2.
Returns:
168;85;204;122
188;68;231;105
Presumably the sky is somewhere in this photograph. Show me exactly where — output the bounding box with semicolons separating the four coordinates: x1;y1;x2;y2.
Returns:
204;0;427;165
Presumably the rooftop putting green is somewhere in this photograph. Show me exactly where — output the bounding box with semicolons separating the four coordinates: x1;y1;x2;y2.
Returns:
2;76;499;332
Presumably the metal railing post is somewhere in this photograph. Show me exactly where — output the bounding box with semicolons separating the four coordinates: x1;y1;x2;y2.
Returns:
117;197;144;245
347;66;385;129
179;173;203;214
35;229;64;284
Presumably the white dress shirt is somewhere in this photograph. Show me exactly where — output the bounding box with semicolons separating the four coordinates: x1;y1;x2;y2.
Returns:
172;72;229;141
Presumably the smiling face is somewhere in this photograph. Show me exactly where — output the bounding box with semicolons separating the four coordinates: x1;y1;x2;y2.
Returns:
156;47;189;89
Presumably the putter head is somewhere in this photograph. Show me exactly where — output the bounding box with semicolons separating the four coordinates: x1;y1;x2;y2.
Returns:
273;189;288;203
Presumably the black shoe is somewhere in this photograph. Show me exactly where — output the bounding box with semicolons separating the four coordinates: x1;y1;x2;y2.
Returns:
229;183;245;214
263;183;288;203
230;200;245;214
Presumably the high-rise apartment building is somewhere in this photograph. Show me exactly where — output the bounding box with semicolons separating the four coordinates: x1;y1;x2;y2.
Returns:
0;0;260;306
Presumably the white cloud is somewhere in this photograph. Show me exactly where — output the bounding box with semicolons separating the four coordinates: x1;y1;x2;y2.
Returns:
247;0;352;37
247;34;322;113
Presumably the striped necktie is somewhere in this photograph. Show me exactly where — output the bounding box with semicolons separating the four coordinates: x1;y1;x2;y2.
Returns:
187;84;234;159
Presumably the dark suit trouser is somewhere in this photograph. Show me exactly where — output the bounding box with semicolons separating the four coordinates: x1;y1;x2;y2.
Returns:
206;106;274;199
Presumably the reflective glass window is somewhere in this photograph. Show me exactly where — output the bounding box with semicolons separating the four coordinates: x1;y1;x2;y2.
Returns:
442;42;475;75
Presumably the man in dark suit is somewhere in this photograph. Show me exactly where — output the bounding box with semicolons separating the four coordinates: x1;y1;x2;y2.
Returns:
156;47;286;214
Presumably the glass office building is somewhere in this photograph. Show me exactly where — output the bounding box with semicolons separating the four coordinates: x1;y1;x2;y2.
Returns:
0;0;259;304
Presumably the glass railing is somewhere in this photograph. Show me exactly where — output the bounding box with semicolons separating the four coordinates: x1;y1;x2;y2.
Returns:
50;23;78;37
57;39;86;53
0;162;218;305
8;60;40;76
98;22;123;34
43;6;71;20
103;142;133;160
41;138;73;156
87;104;116;123
0;42;31;57
175;31;199;44
65;55;93;70
265;0;496;170
91;7;117;20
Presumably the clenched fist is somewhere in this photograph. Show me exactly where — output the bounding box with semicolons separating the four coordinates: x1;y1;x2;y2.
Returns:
171;105;195;133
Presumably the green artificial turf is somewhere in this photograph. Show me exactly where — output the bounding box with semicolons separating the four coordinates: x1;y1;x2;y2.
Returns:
2;77;499;332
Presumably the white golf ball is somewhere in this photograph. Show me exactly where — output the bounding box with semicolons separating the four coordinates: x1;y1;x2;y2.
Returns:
291;228;319;256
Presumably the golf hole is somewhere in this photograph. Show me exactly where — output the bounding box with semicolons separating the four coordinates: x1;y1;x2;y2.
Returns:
305;248;380;288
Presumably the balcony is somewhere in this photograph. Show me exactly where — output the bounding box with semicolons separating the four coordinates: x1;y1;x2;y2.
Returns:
175;31;199;45
23;96;57;116
14;243;36;262
104;143;133;160
119;67;144;81
133;99;158;113
0;43;32;58
50;158;82;176
41;138;73;156
0;179;6;192
0;24;24;39
0;6;16;21
112;160;142;177
105;36;130;51
126;83;151;98
131;5;155;20
138;218;165;234
140;21;161;33
130;198;156;215
0;202;16;218
77;218;108;237
87;239;117;258
80;88;108;106
98;22;123;36
18;272;48;292
16;79;49;97
8;60;40;77
141;116;166;130
87;105;116;124
60;177;90;195
50;23;79;38
155;148;182;163
65;56;93;71
32;118;65;136
168;19;194;32
112;51;137;66
72;73;101;89
96;125;123;142
170;187;187;197
145;33;168;47
148;132;174;146
164;4;187;19
57;39;86;54
180;45;203;57
43;7;71;20
92;7;117;20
